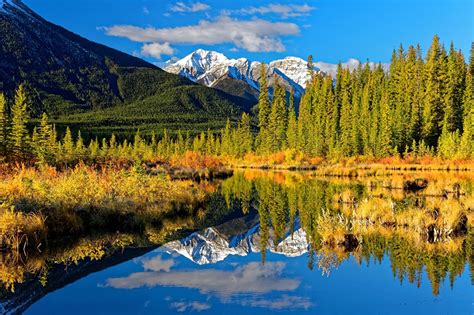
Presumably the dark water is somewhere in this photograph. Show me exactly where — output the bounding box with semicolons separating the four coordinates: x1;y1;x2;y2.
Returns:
1;171;473;314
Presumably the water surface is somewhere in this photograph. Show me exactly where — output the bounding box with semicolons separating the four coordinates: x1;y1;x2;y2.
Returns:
2;171;473;314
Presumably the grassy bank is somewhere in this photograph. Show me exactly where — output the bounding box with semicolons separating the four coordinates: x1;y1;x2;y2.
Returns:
227;153;474;173
0;163;214;253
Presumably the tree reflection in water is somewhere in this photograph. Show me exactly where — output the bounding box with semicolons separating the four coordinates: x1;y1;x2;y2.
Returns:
0;170;472;302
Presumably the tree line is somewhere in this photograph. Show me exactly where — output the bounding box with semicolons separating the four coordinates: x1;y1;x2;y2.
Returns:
252;35;472;159
0;35;472;166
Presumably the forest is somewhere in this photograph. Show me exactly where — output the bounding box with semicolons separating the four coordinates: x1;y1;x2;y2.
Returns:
0;36;472;167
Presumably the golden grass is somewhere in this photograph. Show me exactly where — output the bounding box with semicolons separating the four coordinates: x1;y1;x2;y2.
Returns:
0;204;46;253
0;163;208;252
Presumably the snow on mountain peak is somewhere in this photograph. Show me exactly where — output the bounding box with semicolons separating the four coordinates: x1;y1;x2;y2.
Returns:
164;49;388;98
165;49;311;95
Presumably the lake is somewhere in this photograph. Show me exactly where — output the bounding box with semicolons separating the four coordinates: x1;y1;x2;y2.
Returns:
1;170;473;314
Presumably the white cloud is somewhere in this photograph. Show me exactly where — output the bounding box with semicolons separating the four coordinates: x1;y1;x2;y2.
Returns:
106;261;314;311
143;6;149;15
240;294;313;310
171;2;210;13
105;16;300;53
106;262;299;296
140;42;175;59
224;4;315;19
169;300;211;312
139;255;175;272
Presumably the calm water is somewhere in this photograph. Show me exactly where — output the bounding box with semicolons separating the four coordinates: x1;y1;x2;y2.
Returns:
1;171;473;314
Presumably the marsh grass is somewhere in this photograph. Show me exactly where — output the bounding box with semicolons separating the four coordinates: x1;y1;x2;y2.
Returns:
0;163;211;253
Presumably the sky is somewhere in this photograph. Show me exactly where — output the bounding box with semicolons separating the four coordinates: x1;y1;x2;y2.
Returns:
24;0;473;65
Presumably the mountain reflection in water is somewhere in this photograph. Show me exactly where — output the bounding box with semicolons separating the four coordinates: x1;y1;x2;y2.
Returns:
1;170;473;314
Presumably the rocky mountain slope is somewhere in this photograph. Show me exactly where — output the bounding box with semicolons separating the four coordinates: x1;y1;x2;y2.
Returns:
165;49;311;102
165;49;386;103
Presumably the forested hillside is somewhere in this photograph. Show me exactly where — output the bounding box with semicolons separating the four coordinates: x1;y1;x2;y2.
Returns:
0;0;252;136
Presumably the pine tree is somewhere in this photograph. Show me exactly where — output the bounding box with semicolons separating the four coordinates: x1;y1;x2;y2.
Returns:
34;113;53;164
76;131;85;158
307;54;315;79
349;69;363;155
325;76;339;156
402;45;418;148
239;113;252;155
297;93;311;154
206;129;215;155
339;69;353;156
257;63;270;152
0;93;7;157
221;119;232;155
360;75;372;155
286;89;298;150
422;35;446;147
62;127;74;163
409;44;425;142
458;48;473;158
268;79;287;152
378;89;392;157
9;85;30;160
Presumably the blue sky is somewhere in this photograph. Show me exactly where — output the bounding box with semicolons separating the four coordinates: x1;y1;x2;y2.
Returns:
25;0;473;64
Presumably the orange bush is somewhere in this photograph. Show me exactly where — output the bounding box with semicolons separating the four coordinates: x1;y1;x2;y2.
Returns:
170;151;224;169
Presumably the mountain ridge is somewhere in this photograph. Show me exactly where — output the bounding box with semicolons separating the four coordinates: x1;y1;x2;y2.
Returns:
0;0;252;136
164;49;389;103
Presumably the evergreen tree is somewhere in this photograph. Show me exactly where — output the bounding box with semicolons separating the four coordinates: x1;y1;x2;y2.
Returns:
324;76;339;155
257;63;270;152
221;119;232;155
62;127;74;163
9;85;30;160
307;54;315;79
34;113;54;164
286;89;298;150
239;113;253;155
338;69;353;156
76;131;85;158
378;89;392;156
444;42;466;133
422;35;446;147
0;93;7;157
458;48;473;158
268;79;287;152
409;44;425;142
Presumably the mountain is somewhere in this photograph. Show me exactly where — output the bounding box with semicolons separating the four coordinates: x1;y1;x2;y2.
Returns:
165;49;389;104
0;0;252;136
165;49;311;103
163;211;309;265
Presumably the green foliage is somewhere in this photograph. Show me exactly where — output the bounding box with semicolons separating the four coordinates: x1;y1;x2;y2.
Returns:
0;36;472;165
422;35;447;147
267;79;287;152
0;6;251;128
9;85;30;160
286;89;298;150
0;93;7;156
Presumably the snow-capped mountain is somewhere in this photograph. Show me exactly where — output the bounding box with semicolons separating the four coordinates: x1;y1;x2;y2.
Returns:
165;49;387;103
162;213;308;265
165;49;313;101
